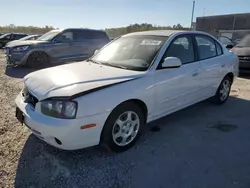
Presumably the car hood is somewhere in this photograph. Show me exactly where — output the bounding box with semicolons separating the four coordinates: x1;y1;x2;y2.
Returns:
6;40;48;48
24;62;145;100
6;40;19;46
231;46;250;56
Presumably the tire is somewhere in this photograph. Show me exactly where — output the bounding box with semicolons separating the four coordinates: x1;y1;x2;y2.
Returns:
101;102;145;152
210;76;232;105
26;52;50;69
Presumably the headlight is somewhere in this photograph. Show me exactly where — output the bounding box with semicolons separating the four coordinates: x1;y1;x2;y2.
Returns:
41;100;77;119
13;45;29;52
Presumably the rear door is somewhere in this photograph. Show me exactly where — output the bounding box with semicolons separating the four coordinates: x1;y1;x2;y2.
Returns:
194;34;226;97
154;35;203;118
92;31;110;50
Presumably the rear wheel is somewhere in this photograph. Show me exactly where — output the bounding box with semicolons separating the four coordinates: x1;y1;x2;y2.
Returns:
26;52;50;69
211;76;232;104
101;102;145;152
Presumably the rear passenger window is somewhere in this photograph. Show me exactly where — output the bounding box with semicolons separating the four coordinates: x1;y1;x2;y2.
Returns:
195;36;216;60
74;30;108;40
215;42;223;55
73;30;84;40
92;31;108;39
164;36;194;64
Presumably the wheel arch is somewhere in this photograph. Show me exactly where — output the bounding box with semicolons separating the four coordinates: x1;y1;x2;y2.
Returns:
225;72;234;82
99;98;148;143
26;50;51;67
26;50;51;62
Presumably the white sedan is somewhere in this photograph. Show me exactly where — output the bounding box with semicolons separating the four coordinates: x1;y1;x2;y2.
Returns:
15;30;238;152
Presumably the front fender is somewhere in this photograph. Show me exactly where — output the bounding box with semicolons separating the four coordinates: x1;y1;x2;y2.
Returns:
74;74;155;120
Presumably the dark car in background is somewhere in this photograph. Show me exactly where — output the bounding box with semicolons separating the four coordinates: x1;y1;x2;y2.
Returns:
5;28;110;68
6;34;41;47
0;33;28;48
231;34;250;73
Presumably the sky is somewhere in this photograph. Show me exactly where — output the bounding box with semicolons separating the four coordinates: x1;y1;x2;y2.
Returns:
0;0;250;29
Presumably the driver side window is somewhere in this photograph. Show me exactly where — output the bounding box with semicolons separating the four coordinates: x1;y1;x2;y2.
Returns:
163;36;194;64
56;31;73;42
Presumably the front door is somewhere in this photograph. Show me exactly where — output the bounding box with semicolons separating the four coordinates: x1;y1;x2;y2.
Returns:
154;35;202;118
50;30;79;63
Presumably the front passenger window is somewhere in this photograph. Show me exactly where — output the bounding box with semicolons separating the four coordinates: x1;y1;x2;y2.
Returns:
164;36;194;64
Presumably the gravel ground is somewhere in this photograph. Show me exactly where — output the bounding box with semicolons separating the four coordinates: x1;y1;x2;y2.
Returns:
1;49;250;188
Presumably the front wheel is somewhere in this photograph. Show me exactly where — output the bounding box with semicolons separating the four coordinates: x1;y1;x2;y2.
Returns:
101;102;145;152
211;76;232;104
26;52;50;69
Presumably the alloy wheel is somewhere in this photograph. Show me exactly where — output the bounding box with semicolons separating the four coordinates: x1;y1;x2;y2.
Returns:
219;79;230;101
112;111;140;146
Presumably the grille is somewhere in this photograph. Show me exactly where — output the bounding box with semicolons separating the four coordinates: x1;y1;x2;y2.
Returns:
238;56;250;61
28;93;38;108
22;87;38;108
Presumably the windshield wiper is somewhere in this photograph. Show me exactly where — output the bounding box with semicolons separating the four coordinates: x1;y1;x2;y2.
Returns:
86;59;102;65
102;62;127;69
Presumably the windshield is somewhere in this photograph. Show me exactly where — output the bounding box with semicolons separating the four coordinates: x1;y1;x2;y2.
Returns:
0;33;10;39
92;35;166;71
37;30;61;41
236;35;250;47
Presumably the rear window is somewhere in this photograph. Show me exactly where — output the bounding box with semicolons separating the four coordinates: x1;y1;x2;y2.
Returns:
92;31;109;39
74;30;108;40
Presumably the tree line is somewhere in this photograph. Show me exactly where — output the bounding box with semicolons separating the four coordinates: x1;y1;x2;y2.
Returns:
105;23;189;38
0;23;189;37
0;25;55;35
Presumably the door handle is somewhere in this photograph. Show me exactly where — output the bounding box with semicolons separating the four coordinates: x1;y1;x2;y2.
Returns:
221;64;225;68
192;70;199;77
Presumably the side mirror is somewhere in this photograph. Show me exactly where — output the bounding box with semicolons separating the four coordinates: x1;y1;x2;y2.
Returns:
94;49;99;55
161;57;182;68
225;44;234;49
53;37;62;43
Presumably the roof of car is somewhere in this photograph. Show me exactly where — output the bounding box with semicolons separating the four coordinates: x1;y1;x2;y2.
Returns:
124;30;208;37
63;28;106;32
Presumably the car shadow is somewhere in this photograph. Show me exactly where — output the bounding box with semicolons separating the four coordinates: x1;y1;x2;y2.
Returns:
239;72;250;79
5;66;36;79
4;62;77;79
14;96;250;188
